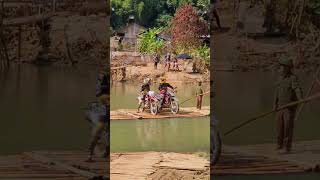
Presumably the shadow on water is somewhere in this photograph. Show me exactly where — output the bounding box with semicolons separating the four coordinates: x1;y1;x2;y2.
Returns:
0;64;99;155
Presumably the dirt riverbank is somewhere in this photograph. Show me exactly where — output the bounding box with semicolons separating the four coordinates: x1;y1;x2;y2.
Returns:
112;62;209;83
110;152;210;180
3;1;108;66
214;0;320;72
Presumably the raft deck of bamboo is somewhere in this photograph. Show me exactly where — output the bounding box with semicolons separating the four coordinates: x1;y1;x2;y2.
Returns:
0;151;107;179
111;106;210;120
213;141;320;175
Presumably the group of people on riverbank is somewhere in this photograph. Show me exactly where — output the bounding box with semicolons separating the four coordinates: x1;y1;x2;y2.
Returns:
153;52;179;72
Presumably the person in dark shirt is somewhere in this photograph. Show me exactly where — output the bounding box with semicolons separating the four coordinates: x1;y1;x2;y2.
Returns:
154;53;160;69
274;56;303;153
158;77;175;108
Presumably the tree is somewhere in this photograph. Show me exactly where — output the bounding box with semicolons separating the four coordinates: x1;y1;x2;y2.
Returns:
138;28;165;54
171;4;208;52
155;14;173;27
111;0;209;30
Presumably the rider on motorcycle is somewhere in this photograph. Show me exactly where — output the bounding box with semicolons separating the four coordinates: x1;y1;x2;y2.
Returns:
158;77;175;109
137;78;151;111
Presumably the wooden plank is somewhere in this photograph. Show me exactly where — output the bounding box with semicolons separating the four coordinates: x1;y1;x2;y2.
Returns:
111;106;210;120
117;110;142;119
24;152;100;179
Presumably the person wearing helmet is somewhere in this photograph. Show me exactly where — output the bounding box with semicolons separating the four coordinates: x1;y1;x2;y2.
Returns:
137;78;152;111
158;77;175;109
274;56;303;153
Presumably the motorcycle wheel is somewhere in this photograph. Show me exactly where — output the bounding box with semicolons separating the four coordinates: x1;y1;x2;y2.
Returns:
150;102;158;115
211;129;221;166
170;100;179;114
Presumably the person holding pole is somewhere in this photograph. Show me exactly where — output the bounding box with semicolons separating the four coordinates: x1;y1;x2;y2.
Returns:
274;56;303;153
196;81;204;110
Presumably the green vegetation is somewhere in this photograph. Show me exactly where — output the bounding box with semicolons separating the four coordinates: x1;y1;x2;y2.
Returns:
111;0;210;30
138;28;165;54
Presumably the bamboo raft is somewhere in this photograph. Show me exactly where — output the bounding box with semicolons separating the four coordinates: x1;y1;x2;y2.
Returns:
0;151;108;179
111;106;210;120
213;141;320;175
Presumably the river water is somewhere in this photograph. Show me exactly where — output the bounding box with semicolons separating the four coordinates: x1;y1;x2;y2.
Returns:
0;65;99;155
110;82;210;153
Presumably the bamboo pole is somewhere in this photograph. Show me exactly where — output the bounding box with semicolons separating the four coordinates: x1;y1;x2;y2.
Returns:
180;91;210;105
224;92;320;136
294;66;320;122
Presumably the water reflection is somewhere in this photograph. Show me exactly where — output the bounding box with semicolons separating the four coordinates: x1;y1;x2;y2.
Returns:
111;117;210;152
0;64;99;155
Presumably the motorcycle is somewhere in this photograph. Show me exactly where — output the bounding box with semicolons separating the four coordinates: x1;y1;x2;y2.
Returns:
158;89;179;114
137;91;159;115
211;116;221;166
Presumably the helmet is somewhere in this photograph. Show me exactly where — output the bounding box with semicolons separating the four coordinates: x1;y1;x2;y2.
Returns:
144;78;151;84
160;77;166;83
279;56;293;68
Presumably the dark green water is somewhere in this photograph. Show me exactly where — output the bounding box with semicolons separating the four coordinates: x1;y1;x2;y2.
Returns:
110;117;210;153
0;65;99;155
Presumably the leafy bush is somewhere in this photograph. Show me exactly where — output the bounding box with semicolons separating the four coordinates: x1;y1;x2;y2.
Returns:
191;45;210;72
138;28;165;54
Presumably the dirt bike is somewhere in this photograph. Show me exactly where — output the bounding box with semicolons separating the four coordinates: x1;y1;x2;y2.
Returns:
158;89;179;114
137;91;159;115
211;117;221;166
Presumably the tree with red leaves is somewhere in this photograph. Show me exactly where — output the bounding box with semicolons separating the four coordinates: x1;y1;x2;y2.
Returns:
171;4;208;52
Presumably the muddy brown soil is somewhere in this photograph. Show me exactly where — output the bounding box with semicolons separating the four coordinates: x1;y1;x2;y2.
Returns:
112;60;209;82
3;1;108;66
110;152;210;180
214;0;320;72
